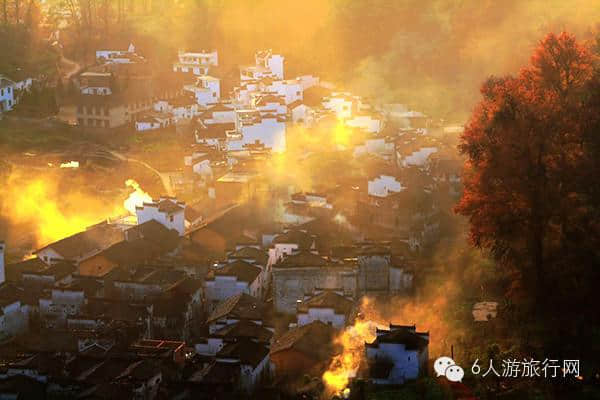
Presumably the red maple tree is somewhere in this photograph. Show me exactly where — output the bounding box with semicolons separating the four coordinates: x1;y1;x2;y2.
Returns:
456;32;600;328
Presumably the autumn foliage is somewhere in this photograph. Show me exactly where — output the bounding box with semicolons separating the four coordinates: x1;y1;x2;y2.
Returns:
456;32;600;343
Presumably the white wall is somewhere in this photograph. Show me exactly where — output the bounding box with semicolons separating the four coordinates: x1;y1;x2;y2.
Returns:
0;84;15;112
296;75;319;90
136;121;161;131
228;116;286;152
346;115;382;133
205;276;251;307
297;308;345;328
36;247;64;265
401;147;438;167
368;175;404;197
389;267;413;293
0;301;28;339
266;55;284;79
268;80;302;105
366;342;422;383
136;200;185;235
322;96;354;119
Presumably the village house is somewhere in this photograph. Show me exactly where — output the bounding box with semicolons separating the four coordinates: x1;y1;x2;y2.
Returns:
322;92;365;119
151;291;197;341
368;175;404;198
173;50;218;75
78;222;180;277
271;251;358;314
251;93;287;116
240;49;284;82
205;293;267;334
226;109;286;152
353;136;396;160
75;69;184;129
0;284;30;340
213;171;261;205
2;69;34;92
38;285;86;329
199;102;236;124
96;43;143;64
184;75;220;106
270;320;337;378
190;338;270;395
289;100;316;127
0;77;16;112
134;111;173;132
296;289;355;328
227;246;271;285
108;267;187;303
195;319;273;363
281;192;334;225
204;260;264;310
4;257;47;284
130;338;187;365
21;262;76;289
346;113;384;133
154;93;200;121
136;197;186;236
193;120;236;150
36;223;125;266
267;229;317;266
364;324;429;385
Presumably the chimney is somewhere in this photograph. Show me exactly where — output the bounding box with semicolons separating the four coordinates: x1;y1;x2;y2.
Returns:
0;241;5;284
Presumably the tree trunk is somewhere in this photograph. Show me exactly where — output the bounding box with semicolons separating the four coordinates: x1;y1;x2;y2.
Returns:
2;0;7;25
14;0;19;24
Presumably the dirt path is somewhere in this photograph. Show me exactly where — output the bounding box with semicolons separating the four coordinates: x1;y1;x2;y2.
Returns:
107;150;174;196
60;54;81;82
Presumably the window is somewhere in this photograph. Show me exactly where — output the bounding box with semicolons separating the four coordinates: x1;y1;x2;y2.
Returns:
169;215;174;222
77;118;84;125
104;120;109;128
104;107;109;116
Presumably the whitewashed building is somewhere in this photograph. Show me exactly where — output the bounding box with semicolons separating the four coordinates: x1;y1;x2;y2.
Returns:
0;77;16;113
173;50;218;75
136;197;186;236
204;260;264;310
296;290;354;328
368;175;405;198
135;111;173;132
353;138;395;160
240;49;284;81
227;110;286;152
0;298;29;340
346;114;383;133
365;324;429;384
184;75;220;106
322;92;365;120
96;43;142;64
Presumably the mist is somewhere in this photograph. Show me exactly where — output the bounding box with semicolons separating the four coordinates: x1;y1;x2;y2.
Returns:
114;0;600;121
